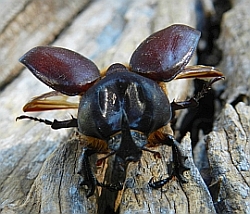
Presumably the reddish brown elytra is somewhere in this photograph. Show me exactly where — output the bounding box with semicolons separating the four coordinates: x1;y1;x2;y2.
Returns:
19;46;100;96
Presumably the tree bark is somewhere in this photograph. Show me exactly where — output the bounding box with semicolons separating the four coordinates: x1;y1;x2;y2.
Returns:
1;0;249;213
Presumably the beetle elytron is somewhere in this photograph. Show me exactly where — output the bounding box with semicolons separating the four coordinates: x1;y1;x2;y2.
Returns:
17;24;224;197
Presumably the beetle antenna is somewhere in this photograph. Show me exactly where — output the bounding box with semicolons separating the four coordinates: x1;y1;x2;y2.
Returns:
16;115;78;129
16;115;53;125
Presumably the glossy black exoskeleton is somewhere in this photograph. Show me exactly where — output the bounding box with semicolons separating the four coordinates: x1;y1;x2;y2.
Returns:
78;64;171;141
16;24;224;197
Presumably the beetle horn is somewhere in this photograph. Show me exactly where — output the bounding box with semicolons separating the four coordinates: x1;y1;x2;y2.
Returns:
116;110;142;162
108;111;139;189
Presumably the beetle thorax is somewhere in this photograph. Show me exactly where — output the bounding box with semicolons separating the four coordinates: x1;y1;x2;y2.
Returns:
77;68;172;141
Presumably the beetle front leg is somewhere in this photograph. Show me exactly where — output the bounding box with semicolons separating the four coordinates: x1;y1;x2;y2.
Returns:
171;76;224;111
149;135;189;188
77;148;97;197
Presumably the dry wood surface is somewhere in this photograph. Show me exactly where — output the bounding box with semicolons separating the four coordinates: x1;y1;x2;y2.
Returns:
0;0;250;213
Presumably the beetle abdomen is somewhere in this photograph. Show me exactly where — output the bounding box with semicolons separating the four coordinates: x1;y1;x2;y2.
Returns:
77;64;171;140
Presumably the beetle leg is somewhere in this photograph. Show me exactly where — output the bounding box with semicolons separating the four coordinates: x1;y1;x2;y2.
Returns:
171;98;198;111
96;151;116;166
171;76;224;111
148;176;173;189
78;149;124;195
96;181;123;192
168;135;189;182
77;148;97;197
16;115;78;129
149;135;189;189
96;155;127;192
192;76;224;101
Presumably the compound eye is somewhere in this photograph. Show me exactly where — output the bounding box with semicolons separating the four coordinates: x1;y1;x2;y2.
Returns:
20;46;100;95
129;24;201;82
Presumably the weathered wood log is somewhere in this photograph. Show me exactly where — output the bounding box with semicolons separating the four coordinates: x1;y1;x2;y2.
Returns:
218;0;250;104
1;0;249;213
204;0;250;213
206;103;250;213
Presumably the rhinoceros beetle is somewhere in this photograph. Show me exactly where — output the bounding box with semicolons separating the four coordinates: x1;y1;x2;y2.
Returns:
17;24;224;197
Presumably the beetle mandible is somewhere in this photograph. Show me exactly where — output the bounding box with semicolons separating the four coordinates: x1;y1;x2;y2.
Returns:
17;24;224;197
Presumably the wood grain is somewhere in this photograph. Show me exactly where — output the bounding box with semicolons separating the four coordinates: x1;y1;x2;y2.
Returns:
0;0;90;87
